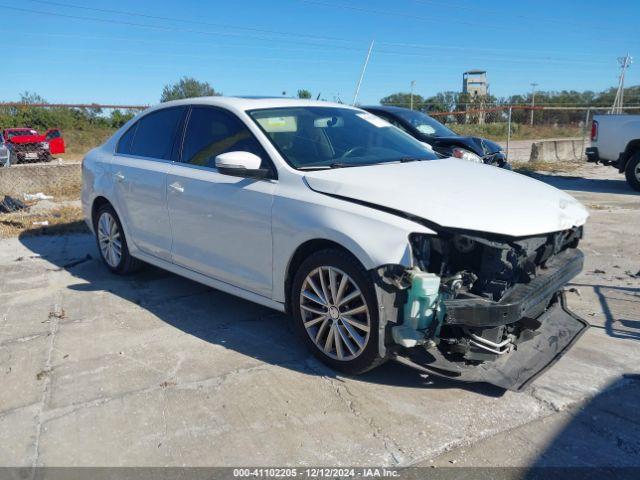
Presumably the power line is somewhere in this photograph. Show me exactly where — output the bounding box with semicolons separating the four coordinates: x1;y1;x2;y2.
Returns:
27;0;355;44
0;4;363;50
298;0;635;46
413;0;608;30
11;0;620;64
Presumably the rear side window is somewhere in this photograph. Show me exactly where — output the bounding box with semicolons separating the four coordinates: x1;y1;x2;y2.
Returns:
116;123;137;155
181;106;267;169
122;107;185;159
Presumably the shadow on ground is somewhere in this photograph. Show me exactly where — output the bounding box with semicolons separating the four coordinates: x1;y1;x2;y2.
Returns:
525;374;640;478
19;233;504;397
572;282;640;341
527;172;639;196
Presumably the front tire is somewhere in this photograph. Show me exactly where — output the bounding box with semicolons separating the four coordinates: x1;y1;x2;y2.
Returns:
624;151;640;192
94;204;141;274
291;249;385;374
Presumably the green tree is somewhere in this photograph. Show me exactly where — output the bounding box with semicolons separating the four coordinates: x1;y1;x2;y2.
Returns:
380;92;425;109
297;89;312;99
424;91;460;112
109;109;137;128
19;91;48;105
160;77;219;102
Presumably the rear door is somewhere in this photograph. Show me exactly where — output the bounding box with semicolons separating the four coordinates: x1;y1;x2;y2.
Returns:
45;129;65;155
111;106;186;261
167;106;276;296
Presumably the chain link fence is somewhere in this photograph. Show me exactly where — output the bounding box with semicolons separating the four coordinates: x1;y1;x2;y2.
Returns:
425;104;640;163
1;102;639;237
0;103;145;237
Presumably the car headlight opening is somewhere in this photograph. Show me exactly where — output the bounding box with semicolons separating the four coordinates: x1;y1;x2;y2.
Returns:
452;147;482;163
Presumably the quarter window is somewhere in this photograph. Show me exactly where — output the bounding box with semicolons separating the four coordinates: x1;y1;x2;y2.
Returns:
181;107;267;169
116;123;137;155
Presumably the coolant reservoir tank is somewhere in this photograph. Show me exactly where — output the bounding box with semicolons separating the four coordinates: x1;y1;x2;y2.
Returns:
404;270;441;331
392;270;442;348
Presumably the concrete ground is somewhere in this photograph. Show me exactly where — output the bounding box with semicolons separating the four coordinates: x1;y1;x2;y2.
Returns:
0;163;638;468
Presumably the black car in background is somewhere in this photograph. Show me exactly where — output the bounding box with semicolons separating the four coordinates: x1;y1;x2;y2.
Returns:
363;105;511;169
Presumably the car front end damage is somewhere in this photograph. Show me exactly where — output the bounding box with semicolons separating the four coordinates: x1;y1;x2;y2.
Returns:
12;141;52;163
373;226;589;391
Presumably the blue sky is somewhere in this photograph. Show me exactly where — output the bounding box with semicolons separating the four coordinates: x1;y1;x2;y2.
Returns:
3;0;639;105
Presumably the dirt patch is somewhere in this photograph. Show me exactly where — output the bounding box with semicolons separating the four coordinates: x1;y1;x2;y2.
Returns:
513;160;583;175
0;204;88;238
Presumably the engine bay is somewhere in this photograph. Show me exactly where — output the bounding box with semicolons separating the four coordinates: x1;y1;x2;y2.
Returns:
388;226;584;366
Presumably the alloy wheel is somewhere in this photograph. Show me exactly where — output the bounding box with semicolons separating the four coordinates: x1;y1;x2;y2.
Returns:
635;162;640;182
299;266;371;361
97;212;122;268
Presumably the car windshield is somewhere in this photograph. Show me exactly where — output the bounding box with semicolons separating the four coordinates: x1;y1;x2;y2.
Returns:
7;130;36;139
248;106;439;170
393;109;456;137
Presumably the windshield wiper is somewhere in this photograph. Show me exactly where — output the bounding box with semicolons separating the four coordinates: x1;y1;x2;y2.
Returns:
298;158;428;171
395;157;429;163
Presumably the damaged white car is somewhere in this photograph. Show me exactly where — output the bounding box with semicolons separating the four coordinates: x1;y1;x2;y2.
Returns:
82;97;589;391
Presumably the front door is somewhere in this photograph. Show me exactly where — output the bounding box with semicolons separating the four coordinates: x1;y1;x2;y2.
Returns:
111;106;186;261
167;106;276;297
45;129;65;155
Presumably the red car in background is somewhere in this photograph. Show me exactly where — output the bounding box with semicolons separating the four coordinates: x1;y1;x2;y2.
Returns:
1;128;65;165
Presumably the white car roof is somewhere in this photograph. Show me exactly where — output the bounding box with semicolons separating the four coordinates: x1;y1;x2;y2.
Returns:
145;96;359;114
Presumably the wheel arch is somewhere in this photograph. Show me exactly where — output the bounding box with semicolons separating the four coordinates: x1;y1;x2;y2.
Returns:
283;239;366;315
91;195;113;227
620;139;640;172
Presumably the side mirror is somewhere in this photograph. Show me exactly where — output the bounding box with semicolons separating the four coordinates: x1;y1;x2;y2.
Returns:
215;151;270;179
420;141;434;151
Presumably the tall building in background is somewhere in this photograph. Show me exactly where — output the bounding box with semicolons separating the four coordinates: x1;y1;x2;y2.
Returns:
462;70;489;97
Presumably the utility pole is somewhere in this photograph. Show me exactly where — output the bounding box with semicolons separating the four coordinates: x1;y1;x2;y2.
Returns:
352;40;375;106
410;80;416;110
611;54;633;114
530;82;538;126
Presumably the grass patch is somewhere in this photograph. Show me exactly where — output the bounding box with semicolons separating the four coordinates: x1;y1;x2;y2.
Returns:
61;127;116;161
0;205;88;238
451;124;583;142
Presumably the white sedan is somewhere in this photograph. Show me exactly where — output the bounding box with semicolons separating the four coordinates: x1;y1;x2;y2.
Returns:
82;97;589;390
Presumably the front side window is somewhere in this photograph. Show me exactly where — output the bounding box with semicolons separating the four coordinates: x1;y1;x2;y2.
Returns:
181;106;267;169
126;107;185;159
248;107;438;170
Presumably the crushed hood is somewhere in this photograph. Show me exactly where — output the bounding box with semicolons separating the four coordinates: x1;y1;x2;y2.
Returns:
304;159;589;237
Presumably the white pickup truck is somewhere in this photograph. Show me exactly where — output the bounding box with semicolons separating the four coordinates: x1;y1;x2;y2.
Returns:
586;114;640;191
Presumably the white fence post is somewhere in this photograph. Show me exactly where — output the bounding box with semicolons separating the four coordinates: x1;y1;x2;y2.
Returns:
506;106;512;161
581;107;591;160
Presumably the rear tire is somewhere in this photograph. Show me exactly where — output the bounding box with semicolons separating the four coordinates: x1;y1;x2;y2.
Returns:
93;203;142;274
624;151;640;192
291;248;385;375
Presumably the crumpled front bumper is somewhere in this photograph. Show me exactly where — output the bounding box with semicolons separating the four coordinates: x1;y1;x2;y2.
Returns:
443;248;584;328
395;293;589;391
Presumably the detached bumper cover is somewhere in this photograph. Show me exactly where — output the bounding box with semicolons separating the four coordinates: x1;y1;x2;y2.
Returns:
443;248;584;327
398;293;589;391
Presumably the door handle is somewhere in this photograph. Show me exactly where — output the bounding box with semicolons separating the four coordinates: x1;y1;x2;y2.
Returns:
114;172;125;182
168;182;184;194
